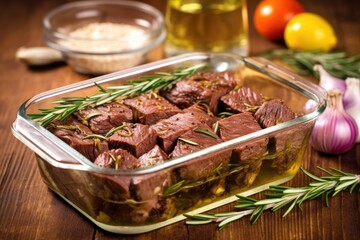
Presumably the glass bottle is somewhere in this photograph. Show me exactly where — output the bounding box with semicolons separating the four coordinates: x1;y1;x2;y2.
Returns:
165;0;249;56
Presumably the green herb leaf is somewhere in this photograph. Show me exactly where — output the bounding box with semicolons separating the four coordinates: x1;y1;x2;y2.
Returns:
163;180;185;196
194;129;217;139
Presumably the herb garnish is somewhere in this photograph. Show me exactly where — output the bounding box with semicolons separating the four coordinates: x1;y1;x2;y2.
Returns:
194;129;217;139
82;134;107;141
213;121;220;135
261;49;360;79
28;63;207;126
163;180;185;196
217;112;234;118
185;167;360;229
178;138;199;146
105;124;127;137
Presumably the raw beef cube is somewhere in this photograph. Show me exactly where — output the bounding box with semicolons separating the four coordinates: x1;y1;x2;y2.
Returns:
94;147;175;223
129;145;174;222
124;92;182;125
48;116;108;162
219;112;268;161
138;145;169;167
108;122;157;157
219;112;268;186
161;71;238;114
184;102;218;128
171;124;232;181
220;87;264;114
254;99;306;172
150;113;202;153
74;101;133;135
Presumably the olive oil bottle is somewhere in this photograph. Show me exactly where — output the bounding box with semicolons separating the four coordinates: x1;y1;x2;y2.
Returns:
165;0;249;56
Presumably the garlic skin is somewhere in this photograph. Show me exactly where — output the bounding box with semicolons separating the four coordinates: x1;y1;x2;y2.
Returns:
16;47;64;66
343;78;360;142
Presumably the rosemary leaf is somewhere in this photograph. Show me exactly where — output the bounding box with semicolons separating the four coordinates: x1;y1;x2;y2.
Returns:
186;219;214;225
218;112;234;118
163;180;185;196
184;213;217;220
234;203;256;209
282;195;300;218
179;137;199;146
214;212;243;217
194;129;217;139
218;213;247;229
254;198;284;205
301;167;328;182
82;134;107;141
325;191;331;207
236;195;258;203
250;205;266;224
334;179;359;193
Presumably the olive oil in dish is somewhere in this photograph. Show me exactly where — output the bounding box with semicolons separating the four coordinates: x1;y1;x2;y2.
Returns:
165;0;249;56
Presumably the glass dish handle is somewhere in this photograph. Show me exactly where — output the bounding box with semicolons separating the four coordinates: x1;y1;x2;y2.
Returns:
12;114;90;171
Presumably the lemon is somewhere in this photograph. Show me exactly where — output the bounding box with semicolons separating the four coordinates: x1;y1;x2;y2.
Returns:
284;12;337;52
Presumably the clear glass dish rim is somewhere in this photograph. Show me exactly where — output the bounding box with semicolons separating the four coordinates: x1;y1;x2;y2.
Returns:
13;52;327;176
42;0;165;55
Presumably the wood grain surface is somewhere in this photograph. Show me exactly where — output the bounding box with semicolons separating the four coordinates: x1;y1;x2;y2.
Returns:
1;0;359;239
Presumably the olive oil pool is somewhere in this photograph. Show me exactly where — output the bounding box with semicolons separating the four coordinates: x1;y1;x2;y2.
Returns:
165;0;249;56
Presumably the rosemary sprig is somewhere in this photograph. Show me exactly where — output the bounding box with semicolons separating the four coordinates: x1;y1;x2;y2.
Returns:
28;63;207;126
260;49;360;79
185;167;360;230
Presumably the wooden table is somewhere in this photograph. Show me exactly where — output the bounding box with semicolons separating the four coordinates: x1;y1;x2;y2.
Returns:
1;0;359;239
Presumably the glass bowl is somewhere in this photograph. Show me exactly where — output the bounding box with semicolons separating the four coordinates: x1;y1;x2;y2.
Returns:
12;52;326;234
42;0;166;75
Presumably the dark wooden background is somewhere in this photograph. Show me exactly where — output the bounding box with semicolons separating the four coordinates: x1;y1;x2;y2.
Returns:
1;0;359;239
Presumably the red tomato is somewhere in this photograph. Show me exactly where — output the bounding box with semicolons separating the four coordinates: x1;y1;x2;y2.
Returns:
254;0;305;40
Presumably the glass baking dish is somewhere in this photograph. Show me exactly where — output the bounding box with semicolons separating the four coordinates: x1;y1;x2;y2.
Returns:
12;52;326;234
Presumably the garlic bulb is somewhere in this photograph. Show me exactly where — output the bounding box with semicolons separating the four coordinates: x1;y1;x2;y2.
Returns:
310;90;358;154
314;64;346;93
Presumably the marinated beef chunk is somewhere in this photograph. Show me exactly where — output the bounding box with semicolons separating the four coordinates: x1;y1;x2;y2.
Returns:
48;116;108;162
138;145;169;166
129;147;174;223
218;112;268;186
124;92;182;125
254;99;296;128
150;113;203;154
161;71;238;114
108;122;157;157
184;102;218;128
88;149;139;215
254;99;305;172
219;112;268;161
94;148;140;169
73;101;133;135
171;124;231;181
220;87;264;114
94;147;175;223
